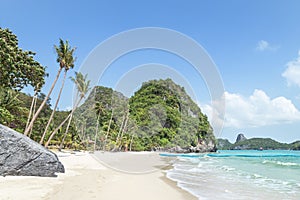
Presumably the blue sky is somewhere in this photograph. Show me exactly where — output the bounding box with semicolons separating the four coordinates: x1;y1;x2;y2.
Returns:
1;0;300;143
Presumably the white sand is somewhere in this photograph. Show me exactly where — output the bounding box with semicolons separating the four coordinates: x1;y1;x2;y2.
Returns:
0;151;197;200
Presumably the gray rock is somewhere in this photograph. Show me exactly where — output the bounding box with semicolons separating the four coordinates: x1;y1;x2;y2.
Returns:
0;124;64;177
190;140;217;153
166;140;217;153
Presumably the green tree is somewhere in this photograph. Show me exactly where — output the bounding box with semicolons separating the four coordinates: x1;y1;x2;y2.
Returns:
59;72;90;150
0;28;46;91
25;91;37;132
24;39;75;136
74;86;129;151
45;72;90;148
103;109;114;151
112;108;129;151
40;39;76;144
94;102;105;151
128;79;215;150
0;28;46;126
0;89;20;125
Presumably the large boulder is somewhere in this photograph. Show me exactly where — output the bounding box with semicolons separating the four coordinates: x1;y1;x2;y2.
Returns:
0;124;64;177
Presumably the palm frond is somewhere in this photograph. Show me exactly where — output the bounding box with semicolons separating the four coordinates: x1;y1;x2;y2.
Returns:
54;39;76;70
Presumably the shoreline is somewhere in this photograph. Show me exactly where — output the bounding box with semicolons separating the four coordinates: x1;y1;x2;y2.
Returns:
161;171;198;200
0;151;197;200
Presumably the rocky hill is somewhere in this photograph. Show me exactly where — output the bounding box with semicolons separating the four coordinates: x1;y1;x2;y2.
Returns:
76;79;216;152
235;133;247;143
73;86;128;150
232;138;289;150
216;138;232;150
129;79;216;152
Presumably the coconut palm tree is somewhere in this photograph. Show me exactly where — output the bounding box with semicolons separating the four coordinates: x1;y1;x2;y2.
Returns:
58;72;90;150
24;39;75;136
129;133;135;151
25;91;37;131
45;72;90;148
94;102;105;151
27;94;37;138
25;82;43;133
112;109;127;151
39;39;75;144
117;110;129;151
102;109;113;151
40;70;66;144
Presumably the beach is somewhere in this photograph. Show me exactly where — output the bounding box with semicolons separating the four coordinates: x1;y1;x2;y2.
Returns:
0;151;197;200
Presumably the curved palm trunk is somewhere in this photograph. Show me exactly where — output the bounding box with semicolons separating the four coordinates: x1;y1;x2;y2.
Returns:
113;113;126;151
74;119;86;149
28;95;38;138
58;90;79;150
129;134;134;151
79;120;87;148
58;112;72;150
83;121;87;146
44;112;71;148
40;69;67;144
94;112;101;152
24;67;63;136
44;96;83;148
103;110;113;151
118;111;129;151
25;92;37;131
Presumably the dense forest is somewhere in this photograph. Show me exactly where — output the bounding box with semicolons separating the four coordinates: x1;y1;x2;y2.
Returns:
0;89;81;149
128;79;214;151
74;79;216;151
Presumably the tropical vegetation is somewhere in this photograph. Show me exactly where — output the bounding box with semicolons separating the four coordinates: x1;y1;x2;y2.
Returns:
0;28;82;149
74;79;215;151
1;28;216;152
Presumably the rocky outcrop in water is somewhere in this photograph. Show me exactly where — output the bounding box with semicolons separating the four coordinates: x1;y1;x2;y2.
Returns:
0;124;64;177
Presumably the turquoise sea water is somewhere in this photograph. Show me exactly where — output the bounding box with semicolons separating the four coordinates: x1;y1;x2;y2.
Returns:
161;150;300;200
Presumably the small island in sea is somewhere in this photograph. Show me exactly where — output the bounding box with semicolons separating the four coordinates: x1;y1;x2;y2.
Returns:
217;133;300;150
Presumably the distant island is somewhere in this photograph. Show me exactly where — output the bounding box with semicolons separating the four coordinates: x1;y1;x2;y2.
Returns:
217;133;300;150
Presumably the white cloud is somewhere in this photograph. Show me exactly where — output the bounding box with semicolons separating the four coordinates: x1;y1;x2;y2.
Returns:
256;40;278;51
200;102;225;137
200;90;300;129
256;40;269;51
282;51;300;87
